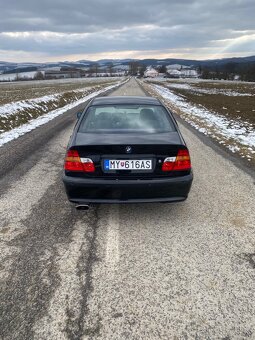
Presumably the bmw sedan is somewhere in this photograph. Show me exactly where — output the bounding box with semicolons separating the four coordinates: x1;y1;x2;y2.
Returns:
63;96;193;207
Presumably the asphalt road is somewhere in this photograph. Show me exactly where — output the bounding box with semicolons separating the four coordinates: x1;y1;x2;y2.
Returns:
0;78;255;340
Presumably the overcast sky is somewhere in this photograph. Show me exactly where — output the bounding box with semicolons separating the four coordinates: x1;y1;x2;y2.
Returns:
0;0;255;62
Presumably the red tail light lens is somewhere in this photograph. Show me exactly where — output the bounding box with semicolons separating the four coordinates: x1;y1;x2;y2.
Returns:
162;149;191;172
64;150;83;171
162;157;176;171
174;149;191;170
64;150;95;172
80;158;95;173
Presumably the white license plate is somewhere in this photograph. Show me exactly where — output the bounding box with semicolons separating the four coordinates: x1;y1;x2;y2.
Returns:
104;159;152;170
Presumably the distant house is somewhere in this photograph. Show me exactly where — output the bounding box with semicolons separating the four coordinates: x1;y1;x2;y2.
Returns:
166;64;198;78
181;69;198;78
166;69;182;78
144;67;159;78
166;64;190;70
88;72;126;77
44;69;125;79
0;71;43;82
44;69;83;79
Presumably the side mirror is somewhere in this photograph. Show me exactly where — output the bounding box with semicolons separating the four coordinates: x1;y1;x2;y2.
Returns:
76;111;82;119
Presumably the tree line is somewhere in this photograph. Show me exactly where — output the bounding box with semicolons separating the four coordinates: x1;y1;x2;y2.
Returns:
129;60;255;82
200;62;255;81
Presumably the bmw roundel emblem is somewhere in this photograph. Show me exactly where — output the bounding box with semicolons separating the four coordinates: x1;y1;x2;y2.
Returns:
125;146;132;153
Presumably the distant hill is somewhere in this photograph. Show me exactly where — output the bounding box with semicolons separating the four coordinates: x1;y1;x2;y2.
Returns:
136;56;255;67
1;55;255;74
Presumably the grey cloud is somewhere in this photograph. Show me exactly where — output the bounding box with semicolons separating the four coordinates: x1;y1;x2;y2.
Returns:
1;0;255;33
0;26;233;55
0;0;254;60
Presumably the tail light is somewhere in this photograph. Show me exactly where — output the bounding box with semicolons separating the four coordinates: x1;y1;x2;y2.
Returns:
64;150;95;172
80;158;95;172
162;149;191;172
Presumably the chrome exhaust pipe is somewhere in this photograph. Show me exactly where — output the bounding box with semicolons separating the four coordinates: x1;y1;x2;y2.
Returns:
75;204;90;211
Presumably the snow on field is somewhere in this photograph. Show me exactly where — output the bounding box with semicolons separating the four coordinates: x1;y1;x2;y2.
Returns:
0;83;115;118
150;80;254;97
0;79;127;147
0;71;42;82
162;83;193;91
0;76;122;89
152;77;255;86
0;93;59;117
169;84;253;97
150;83;255;161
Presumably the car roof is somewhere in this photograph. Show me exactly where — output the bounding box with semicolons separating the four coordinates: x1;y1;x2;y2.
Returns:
90;96;161;106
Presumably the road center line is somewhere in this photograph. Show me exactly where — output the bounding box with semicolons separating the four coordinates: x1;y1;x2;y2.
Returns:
106;205;120;269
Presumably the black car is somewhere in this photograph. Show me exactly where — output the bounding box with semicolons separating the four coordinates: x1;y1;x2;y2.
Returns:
63;96;193;208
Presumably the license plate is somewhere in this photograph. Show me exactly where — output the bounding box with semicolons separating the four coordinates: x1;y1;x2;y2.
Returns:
104;159;152;170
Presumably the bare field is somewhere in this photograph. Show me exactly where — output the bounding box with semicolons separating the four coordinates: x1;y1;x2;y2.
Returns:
142;79;255;167
148;79;255;126
0;78;123;133
0;77;120;105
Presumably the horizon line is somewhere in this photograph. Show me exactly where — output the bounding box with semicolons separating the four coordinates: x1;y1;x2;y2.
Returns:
1;54;255;64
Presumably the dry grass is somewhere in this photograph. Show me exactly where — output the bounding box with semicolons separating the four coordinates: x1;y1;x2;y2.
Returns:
0;78;118;105
0;78;121;132
177;91;255;126
142;80;255;168
153;80;255;127
191;80;255;94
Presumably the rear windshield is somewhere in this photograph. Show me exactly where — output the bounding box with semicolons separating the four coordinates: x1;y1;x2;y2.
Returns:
78;104;176;133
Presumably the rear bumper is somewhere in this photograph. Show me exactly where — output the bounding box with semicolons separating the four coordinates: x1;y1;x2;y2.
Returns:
63;173;193;204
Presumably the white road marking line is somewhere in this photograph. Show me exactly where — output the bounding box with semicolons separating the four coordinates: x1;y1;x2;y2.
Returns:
106;205;120;269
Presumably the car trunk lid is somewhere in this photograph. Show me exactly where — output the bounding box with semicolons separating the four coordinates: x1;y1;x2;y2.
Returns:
68;132;189;178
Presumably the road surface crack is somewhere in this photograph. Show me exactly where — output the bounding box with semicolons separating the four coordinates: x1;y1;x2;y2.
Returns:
241;253;255;269
0;181;78;340
65;206;101;340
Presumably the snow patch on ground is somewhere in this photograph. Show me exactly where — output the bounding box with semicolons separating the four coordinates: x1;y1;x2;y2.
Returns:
0;80;123;118
150;84;255;160
0;80;127;147
0;94;59;117
164;83;193;91
153;80;254;97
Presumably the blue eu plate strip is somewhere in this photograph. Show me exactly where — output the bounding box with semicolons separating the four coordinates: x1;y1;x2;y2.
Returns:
104;160;110;170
